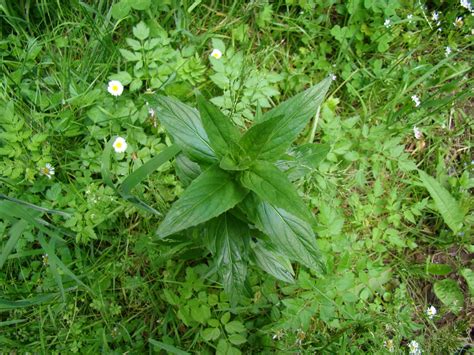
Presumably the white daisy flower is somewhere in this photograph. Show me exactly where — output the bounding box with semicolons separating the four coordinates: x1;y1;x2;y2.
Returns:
384;19;392;28
445;46;452;57
461;0;472;11
210;48;222;59
426;305;437;319
408;340;421;355
41;163;55;179
453;16;463;27
107;80;124;96
413;126;422;139
113;136;127;153
411;95;421;107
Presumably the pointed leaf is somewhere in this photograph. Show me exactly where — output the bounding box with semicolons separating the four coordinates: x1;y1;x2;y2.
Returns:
196;94;241;158
149;95;217;164
207;213;249;305
240;77;331;161
241;193;325;273
240;160;313;223
276;143;330;181
418;170;464;233
157;166;248;238
433;279;464;314
251;241;295;283
175;153;202;186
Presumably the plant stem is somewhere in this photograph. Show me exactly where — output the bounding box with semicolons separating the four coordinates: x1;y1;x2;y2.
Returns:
307;105;321;143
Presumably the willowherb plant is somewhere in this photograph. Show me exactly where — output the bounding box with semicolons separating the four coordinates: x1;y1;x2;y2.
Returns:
147;77;332;304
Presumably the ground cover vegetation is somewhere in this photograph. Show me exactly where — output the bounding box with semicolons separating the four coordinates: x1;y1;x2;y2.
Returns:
0;0;473;353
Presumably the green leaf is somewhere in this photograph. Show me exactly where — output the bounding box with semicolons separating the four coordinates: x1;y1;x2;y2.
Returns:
133;21;150;41
239;77;331;162
149;339;190;355
240;160;313;223
460;269;474;296
196;94;241;158
175;153;202;186
148;95;217;164
211;38;226;53
190;304;211;324
228;333;247;345
207;213;249;306
418;170;464;233
224;320;246;334
241;193;325;273
109;71;132;86
276;143;330;181
250;241;295;283
119;49;141;61
433;279;464;314
157;166;248;238
216;339;241;355
129;78;143;92
202;327;221;341
130;0;151;10
111;1;131;19
426;263;452;276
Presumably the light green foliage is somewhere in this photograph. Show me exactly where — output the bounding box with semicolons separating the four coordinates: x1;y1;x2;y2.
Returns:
0;1;472;354
209;39;282;126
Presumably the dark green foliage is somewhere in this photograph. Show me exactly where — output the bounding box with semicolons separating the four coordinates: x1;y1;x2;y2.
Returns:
153;79;331;302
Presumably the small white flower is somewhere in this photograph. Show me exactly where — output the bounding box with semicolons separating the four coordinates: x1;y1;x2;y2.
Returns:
407;14;413;23
461;0;472;11
41;163;55;179
413;126;422;139
107;80;124;96
272;329;285;340
384;339;395;352
408;340;421;355
411;95;421;107
432;11;439;21
210;48;222;59
384;19;392;28
330;73;337;81
42;254;49;266
426;305;437;319
112;136;127;153
445;46;452;57
453;16;463;27
148;107;155;117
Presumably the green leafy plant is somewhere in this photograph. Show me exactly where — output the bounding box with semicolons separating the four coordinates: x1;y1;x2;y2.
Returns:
147;77;332;304
208;39;282;127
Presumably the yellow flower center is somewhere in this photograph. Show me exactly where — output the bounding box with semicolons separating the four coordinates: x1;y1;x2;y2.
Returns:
112;85;118;91
115;142;122;148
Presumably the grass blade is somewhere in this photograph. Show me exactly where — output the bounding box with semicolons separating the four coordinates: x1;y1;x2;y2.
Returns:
149;338;190;355
0;219;28;269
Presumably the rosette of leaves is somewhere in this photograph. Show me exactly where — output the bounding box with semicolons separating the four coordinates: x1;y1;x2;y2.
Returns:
148;77;332;304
